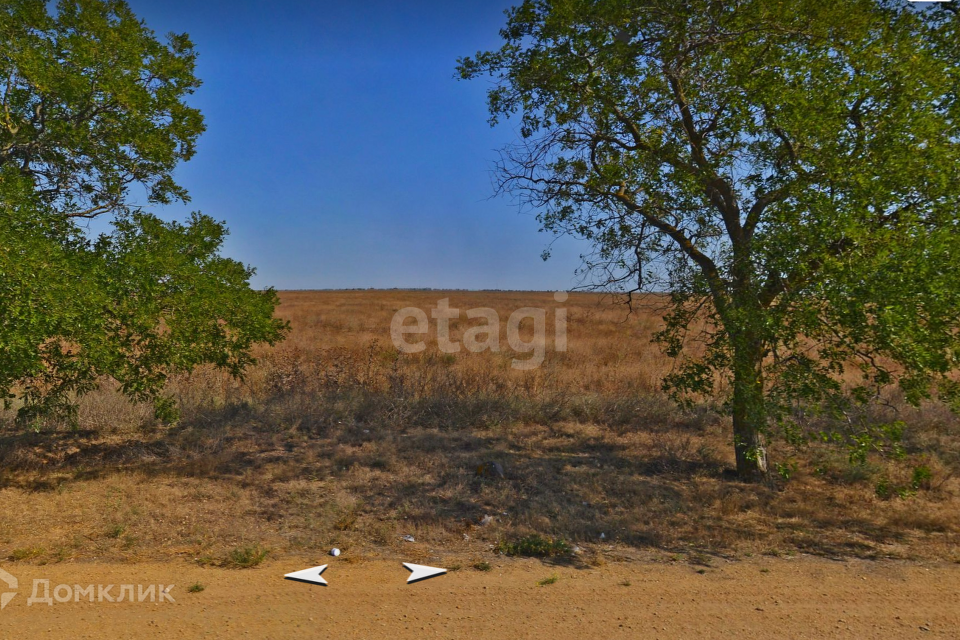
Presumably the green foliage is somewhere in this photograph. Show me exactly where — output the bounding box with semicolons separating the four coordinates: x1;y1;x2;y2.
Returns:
912;464;934;492
874;477;892;499
495;534;572;557
0;0;205;215
152;395;180;425
187;582;205;593
460;1;960;476
0;1;286;424
874;464;935;500
843;421;907;466
875;476;915;500
774;460;796;482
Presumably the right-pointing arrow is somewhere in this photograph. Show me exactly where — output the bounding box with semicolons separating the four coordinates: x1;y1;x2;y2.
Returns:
284;564;328;586
403;563;447;584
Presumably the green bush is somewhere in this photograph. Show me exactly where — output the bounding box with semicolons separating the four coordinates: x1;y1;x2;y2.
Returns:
495;534;572;558
227;543;268;568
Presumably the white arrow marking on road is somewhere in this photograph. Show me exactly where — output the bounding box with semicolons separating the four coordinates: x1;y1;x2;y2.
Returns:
403;563;447;584
0;567;17;610
284;564;328;586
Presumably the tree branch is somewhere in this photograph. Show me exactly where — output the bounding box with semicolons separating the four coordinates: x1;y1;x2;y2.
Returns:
611;189;728;309
665;71;744;246
744;185;791;236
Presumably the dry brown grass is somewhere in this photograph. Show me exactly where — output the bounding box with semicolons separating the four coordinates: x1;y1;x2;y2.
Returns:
0;290;958;566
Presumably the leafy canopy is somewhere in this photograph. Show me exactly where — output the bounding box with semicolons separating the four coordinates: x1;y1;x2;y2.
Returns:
0;0;286;425
459;0;960;471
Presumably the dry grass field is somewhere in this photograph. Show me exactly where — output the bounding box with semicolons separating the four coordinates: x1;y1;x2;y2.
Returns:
0;290;958;568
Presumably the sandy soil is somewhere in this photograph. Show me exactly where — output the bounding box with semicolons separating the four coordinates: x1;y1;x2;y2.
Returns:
0;555;957;639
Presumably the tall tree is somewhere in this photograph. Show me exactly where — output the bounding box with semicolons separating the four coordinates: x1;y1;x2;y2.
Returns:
0;0;286;425
459;0;960;478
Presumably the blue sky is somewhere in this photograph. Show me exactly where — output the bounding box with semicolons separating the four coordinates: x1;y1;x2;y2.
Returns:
120;1;589;291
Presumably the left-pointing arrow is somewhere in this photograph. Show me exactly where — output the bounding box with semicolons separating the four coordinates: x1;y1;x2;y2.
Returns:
284;565;328;586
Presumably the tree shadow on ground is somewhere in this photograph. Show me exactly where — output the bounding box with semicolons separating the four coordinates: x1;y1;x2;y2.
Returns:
0;393;950;562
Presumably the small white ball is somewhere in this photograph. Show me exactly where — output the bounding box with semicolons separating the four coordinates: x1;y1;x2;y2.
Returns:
330;548;341;557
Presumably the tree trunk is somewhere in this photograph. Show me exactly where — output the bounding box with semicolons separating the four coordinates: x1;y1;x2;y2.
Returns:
731;338;768;480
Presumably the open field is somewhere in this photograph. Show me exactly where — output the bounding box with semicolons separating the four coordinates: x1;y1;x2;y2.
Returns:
0;290;958;570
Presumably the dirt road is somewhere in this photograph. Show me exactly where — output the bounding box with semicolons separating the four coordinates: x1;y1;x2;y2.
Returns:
0;556;957;639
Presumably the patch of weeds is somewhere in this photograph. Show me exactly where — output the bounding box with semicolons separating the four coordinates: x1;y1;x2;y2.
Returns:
619;579;632;587
537;573;559;586
365;522;394;546
333;508;358;531
447;563;462;572
187;582;205;593
912;465;933;491
759;567;771;574
473;561;492;572
696;568;707;574
106;523;127;539
875;477;893;499
440;353;457;366
876;475;922;500
688;552;713;567
495;534;572;558
10;546;45;561
226;543;269;568
841;460;880;485
195;554;218;567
